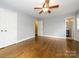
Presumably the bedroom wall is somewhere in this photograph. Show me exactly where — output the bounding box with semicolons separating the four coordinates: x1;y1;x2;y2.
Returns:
17;13;34;42
43;13;76;39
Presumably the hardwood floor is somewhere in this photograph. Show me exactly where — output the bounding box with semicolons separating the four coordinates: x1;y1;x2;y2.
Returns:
0;36;79;58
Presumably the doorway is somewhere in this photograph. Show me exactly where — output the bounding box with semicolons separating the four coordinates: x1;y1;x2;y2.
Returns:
34;17;43;37
34;17;39;37
65;17;74;39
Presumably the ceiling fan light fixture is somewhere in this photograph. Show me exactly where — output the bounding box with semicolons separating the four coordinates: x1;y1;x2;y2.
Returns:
34;0;59;14
43;7;49;12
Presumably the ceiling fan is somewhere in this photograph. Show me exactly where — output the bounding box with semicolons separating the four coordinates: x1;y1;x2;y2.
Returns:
34;0;59;14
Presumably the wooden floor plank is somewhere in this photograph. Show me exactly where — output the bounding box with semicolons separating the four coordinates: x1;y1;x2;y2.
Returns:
0;36;79;58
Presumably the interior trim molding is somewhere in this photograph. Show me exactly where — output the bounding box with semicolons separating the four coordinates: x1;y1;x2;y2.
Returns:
0;36;34;48
1;35;78;48
16;36;34;43
43;35;79;42
75;39;79;42
43;35;66;39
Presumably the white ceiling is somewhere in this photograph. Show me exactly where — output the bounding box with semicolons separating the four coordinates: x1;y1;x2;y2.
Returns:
0;0;79;17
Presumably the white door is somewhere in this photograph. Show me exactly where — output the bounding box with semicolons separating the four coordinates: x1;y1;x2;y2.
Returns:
0;8;17;48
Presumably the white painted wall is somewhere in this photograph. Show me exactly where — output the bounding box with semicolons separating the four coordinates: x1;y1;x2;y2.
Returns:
17;13;34;41
43;13;76;39
44;16;66;38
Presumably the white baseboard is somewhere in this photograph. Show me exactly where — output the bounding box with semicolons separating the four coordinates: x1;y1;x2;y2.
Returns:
0;35;79;48
0;36;34;48
43;35;79;42
0;41;17;48
75;39;79;42
15;36;34;43
43;35;66;39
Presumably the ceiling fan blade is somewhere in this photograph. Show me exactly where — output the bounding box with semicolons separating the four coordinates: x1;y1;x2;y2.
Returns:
49;5;59;9
34;7;42;9
39;10;43;14
48;10;51;13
